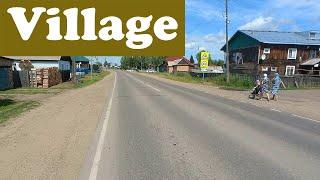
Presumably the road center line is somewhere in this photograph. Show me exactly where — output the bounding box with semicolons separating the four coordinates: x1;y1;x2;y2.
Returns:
126;73;161;92
271;108;282;112
89;72;117;180
291;114;319;123
146;84;161;92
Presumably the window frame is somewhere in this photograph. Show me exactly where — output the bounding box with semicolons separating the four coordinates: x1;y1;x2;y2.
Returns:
271;67;277;72
310;32;316;39
287;48;298;60
285;65;296;76
263;48;271;54
261;66;269;72
310;49;318;59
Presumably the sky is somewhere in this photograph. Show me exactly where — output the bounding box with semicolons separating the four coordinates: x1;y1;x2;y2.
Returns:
99;0;320;64
185;0;320;62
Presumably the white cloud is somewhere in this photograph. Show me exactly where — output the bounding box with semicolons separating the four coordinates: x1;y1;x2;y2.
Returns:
203;31;225;43
239;16;278;31
186;0;223;21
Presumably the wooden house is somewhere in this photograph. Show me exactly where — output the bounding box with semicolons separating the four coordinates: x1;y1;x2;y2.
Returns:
221;30;320;76
165;56;194;73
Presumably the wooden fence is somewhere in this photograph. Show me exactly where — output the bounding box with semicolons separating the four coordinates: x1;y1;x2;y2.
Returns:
13;70;30;88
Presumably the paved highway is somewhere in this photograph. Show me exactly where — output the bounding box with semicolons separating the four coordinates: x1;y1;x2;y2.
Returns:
80;71;320;180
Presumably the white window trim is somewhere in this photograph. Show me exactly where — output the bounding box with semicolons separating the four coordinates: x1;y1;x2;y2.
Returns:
263;48;271;54
285;66;296;76
261;66;269;72
288;48;297;60
271;67;277;72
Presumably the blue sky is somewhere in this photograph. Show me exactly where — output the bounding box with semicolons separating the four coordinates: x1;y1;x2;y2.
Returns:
101;0;320;64
185;0;320;62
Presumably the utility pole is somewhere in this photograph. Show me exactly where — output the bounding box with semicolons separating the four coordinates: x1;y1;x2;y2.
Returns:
72;57;77;83
225;0;230;83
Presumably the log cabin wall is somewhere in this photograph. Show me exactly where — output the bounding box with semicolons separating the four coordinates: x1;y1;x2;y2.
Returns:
259;44;320;75
228;46;259;75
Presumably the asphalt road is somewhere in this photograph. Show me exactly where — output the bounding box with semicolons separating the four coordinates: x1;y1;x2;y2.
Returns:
79;71;320;180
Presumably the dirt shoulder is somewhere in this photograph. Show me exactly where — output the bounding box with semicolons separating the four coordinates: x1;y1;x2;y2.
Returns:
140;73;320;121
0;72;114;180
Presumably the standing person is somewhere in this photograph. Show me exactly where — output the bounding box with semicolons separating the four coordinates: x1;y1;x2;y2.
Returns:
271;73;286;101
261;73;270;101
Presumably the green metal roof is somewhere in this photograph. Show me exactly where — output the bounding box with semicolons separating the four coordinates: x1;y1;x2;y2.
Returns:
71;56;90;62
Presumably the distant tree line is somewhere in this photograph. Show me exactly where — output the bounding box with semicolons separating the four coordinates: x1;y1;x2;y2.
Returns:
195;50;225;66
120;56;166;70
120;51;225;70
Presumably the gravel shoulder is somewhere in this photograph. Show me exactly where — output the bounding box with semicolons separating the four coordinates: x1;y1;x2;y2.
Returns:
0;72;114;180
139;73;320;121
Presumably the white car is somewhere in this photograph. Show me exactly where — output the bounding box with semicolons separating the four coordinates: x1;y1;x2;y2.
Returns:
146;69;156;73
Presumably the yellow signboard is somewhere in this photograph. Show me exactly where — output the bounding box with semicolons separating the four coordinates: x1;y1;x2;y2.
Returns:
200;51;209;70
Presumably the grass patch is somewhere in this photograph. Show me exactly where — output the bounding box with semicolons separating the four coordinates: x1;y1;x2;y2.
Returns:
0;99;40;124
0;88;55;95
75;71;110;88
155;72;254;90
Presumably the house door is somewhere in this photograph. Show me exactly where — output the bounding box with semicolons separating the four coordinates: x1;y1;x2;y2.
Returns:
0;67;9;90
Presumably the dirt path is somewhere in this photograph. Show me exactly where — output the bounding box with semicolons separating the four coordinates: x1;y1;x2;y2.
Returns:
0;72;114;180
140;73;320;121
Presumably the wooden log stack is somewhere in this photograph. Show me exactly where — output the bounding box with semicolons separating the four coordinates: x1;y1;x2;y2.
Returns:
30;67;62;88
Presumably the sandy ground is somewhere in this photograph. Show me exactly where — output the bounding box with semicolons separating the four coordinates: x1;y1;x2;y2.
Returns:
140;73;320;121
0;72;114;180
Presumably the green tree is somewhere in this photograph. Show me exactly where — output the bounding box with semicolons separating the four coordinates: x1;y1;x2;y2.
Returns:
19;60;34;71
190;55;195;64
212;60;225;66
120;56;165;70
196;50;214;65
104;60;108;67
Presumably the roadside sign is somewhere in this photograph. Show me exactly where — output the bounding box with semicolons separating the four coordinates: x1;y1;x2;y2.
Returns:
200;51;209;71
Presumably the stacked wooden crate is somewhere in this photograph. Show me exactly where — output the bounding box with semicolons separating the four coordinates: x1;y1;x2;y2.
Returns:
30;67;62;88
29;69;37;87
43;68;62;88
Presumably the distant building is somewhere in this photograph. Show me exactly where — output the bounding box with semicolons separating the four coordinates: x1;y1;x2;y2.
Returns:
165;56;194;73
221;30;320;76
3;56;72;71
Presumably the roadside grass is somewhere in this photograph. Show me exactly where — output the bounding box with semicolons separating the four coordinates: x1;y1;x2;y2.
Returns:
155;72;254;90
0;71;110;124
0;71;111;95
75;71;110;88
0;88;56;95
282;86;320;90
0;99;40;124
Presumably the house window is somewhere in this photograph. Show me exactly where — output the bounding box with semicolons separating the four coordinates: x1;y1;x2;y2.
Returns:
310;50;318;59
261;66;269;72
271;67;277;72
285;66;295;76
263;48;271;54
287;48;297;60
310;32;316;39
235;52;243;64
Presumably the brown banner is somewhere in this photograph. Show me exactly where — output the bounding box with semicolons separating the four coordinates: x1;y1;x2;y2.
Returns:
0;0;185;56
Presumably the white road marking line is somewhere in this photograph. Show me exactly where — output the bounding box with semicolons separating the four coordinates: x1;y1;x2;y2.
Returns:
291;114;319;123
127;73;161;93
89;72;117;180
271;108;282;112
146;84;161;92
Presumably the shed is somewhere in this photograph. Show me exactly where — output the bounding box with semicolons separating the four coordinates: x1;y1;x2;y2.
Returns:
0;57;13;90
